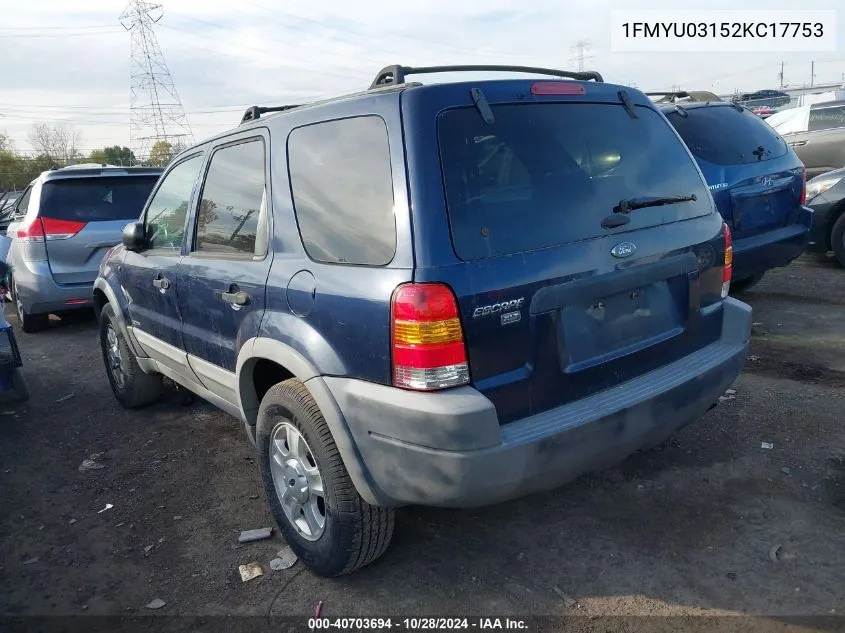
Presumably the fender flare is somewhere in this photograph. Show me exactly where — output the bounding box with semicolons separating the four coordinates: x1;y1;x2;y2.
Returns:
237;337;388;506
93;278;146;358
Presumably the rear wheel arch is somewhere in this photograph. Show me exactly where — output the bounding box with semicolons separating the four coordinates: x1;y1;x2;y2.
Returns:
236;337;387;507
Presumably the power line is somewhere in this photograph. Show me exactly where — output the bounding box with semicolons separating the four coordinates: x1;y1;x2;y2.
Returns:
120;0;194;161
569;40;593;73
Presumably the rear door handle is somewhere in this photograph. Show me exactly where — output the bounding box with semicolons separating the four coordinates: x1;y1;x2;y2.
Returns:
220;285;250;307
152;275;171;291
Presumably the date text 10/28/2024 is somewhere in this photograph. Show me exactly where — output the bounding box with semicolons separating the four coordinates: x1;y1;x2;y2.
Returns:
308;618;529;631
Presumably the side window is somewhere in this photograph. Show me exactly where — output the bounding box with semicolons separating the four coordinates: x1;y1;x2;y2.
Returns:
808;106;845;132
194;139;266;257
144;155;202;252
288;116;396;266
13;187;32;218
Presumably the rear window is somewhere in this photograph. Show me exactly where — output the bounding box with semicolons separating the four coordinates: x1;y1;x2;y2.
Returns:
438;103;713;261
39;176;159;222
665;105;788;165
808;105;845;132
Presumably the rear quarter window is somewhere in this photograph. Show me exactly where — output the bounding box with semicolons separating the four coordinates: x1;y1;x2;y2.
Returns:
808;105;845;132
438;102;713;261
39;176;160;222
665;105;788;165
288;116;396;266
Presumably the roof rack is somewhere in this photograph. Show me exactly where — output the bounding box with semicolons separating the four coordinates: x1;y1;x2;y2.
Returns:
369;64;604;89
240;104;302;125
646;90;723;103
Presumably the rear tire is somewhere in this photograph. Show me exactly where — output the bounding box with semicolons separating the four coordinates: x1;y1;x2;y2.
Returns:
99;303;162;408
730;273;764;294
10;276;48;333
832;213;845;268
256;379;395;577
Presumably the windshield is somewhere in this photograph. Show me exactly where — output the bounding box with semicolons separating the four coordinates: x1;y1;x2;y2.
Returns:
39;176;159;222
437;102;712;260
665;105;788;165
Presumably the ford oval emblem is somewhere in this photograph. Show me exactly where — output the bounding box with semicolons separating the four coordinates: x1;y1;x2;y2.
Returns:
611;241;637;258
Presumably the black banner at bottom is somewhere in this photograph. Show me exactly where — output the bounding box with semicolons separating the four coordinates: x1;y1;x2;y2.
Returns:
0;616;844;633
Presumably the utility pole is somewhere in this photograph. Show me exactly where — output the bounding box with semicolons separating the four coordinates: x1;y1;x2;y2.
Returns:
778;62;785;88
810;61;815;87
120;0;194;163
569;40;593;73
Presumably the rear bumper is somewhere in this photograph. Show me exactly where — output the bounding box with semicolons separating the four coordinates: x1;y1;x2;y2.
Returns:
10;260;94;315
321;297;752;508
730;207;813;280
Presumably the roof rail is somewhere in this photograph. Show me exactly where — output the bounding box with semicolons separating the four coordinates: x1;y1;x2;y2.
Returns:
369;64;604;89
240;104;302;125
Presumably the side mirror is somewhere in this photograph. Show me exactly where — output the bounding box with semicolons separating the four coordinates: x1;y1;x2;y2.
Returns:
122;221;146;251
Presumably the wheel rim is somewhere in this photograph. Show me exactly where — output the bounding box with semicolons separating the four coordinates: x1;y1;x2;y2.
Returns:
105;324;126;390
269;421;326;541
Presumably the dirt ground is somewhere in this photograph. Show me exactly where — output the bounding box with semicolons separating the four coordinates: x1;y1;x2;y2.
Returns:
1;255;843;625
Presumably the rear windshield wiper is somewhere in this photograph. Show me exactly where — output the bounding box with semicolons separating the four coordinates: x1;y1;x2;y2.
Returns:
613;194;697;214
602;194;698;229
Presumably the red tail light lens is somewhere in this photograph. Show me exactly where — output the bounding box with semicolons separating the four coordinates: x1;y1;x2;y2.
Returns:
16;217;87;242
41;217;87;240
721;222;733;299
391;283;470;391
17;217;86;242
800;166;807;205
16;218;45;243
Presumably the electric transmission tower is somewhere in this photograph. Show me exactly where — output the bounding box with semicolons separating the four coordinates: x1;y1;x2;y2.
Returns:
120;0;194;163
569;40;593;73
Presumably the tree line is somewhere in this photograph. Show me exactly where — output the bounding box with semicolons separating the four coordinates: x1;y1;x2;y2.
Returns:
0;124;178;192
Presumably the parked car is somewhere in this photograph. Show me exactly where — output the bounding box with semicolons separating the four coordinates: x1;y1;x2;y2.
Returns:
646;90;722;104
804;167;845;266
752;106;776;119
765;100;845;178
0;192;21;233
658;100;813;291
0;234;29;404
733;89;791;109
0;191;21;212
94;64;751;577
7;165;162;332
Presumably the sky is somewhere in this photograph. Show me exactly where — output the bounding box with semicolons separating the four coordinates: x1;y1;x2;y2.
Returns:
1;0;843;156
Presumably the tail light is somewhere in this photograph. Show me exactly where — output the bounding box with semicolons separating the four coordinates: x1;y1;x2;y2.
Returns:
391;283;470;391
721;222;733;299
800;166;807;205
16;217;86;242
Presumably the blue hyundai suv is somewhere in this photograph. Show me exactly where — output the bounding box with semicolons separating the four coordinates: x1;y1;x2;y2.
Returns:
651;92;813;291
94;65;752;576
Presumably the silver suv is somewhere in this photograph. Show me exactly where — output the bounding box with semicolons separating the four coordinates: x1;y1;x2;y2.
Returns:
7;165;162;332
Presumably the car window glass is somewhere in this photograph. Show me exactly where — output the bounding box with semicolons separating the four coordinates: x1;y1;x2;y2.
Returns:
808;106;845;132
144;155;202;252
194;140;266;257
665;105;788;165
288;116;396;266
14;187;32;217
39;177;159;222
438;103;712;260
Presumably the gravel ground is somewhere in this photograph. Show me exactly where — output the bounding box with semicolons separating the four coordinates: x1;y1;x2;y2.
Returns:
0;255;843;626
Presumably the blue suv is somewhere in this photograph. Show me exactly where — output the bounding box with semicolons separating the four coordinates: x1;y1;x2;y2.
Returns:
651;92;813;291
95;65;752;576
